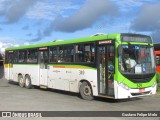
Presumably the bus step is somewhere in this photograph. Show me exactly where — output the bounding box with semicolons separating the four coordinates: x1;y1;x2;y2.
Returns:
40;85;48;89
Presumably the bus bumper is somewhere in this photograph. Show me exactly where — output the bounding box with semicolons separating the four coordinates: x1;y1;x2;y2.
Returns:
114;81;157;99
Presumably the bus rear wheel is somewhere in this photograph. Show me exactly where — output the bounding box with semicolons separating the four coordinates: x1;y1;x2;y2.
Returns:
18;75;24;88
25;75;32;89
79;81;94;100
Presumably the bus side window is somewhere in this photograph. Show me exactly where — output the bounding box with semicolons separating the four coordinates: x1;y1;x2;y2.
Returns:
75;43;95;63
49;47;57;63
6;51;12;64
13;51;18;63
57;46;63;62
63;45;74;62
55;45;74;63
84;44;95;63
75;44;84;62
27;49;38;63
18;50;27;63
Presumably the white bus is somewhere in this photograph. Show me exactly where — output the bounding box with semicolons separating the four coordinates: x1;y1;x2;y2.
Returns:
4;33;157;100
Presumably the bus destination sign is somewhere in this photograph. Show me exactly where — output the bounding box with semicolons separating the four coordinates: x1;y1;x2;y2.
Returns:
39;47;48;50
98;40;112;45
122;36;152;43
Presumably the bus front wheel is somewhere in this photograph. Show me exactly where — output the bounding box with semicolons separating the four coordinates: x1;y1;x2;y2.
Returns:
79;81;94;100
25;75;32;89
18;75;25;88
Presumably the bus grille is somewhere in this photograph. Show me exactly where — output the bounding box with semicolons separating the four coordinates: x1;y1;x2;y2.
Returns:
131;91;151;96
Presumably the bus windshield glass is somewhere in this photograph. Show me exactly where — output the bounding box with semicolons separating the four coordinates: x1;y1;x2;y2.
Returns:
119;45;155;74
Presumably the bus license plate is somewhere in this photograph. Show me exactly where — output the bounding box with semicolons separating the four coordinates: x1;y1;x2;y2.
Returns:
139;88;145;92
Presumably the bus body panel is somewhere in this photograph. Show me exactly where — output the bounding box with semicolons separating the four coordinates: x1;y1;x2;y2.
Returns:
4;65;10;80
47;65;98;95
4;64;14;81
70;67;98;95
5;64;40;85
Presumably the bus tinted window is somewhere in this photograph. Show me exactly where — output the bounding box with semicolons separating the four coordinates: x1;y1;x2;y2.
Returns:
27;49;38;63
5;51;13;64
57;46;74;63
75;43;95;63
49;47;57;63
57;46;63;62
18;50;27;63
13;51;18;63
63;46;74;62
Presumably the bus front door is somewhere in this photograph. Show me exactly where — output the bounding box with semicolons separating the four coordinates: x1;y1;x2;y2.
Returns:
39;50;48;87
97;45;114;96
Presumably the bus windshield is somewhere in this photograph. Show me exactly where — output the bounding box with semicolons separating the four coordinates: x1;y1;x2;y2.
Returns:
119;45;155;74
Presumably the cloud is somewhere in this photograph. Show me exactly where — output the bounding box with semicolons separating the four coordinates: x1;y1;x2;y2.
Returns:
151;30;160;43
0;36;15;43
0;0;12;15
26;1;79;20
24;42;30;45
0;36;21;53
30;30;43;42
131;3;160;31
0;0;38;23
114;0;154;12
0;42;18;53
26;33;32;36
130;3;160;43
22;25;29;30
44;0;118;35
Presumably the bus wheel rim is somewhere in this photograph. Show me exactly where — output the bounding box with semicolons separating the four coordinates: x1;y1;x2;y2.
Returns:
83;86;91;96
20;78;23;84
26;78;29;86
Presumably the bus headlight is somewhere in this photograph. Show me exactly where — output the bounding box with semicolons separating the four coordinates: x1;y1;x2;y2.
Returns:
117;82;130;90
152;81;157;88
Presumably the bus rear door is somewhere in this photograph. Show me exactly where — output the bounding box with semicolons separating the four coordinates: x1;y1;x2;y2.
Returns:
39;47;48;87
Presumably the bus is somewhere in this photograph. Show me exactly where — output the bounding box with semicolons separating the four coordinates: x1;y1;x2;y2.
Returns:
155;51;160;73
4;33;157;100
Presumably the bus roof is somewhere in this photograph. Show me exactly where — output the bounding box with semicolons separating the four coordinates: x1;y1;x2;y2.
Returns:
5;33;151;51
6;33;120;51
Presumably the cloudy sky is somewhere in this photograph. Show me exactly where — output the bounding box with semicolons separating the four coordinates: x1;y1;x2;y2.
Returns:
0;0;160;53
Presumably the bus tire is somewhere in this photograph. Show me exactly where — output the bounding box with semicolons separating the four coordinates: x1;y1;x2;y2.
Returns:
79;81;94;101
18;75;25;88
25;75;32;89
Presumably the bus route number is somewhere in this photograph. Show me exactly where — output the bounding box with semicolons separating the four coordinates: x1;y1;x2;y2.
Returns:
79;70;85;75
